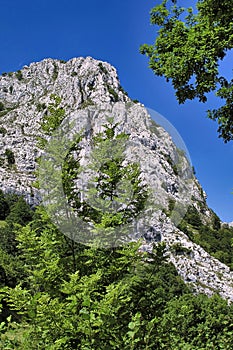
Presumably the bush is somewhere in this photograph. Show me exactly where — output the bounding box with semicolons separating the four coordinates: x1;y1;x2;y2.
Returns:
6;197;33;226
5;149;15;165
184;206;202;228
98;62;108;74
0;127;7;136
107;85;119;102
15;70;23;81
36;103;46;112
0;102;4;111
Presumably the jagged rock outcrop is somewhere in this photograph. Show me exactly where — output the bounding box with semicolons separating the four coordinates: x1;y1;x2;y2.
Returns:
0;57;233;301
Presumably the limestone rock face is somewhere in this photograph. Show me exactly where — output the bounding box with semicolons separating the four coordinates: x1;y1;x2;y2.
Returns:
0;56;233;301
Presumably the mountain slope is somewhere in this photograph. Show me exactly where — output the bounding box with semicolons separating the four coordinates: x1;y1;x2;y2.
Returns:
0;57;233;301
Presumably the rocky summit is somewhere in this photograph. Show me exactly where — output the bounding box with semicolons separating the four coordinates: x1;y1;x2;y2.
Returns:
0;56;233;301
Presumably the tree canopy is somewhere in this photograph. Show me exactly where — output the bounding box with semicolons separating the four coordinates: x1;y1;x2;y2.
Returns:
1;204;233;348
140;0;233;142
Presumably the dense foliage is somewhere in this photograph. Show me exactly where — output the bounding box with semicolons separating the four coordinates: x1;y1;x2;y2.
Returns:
140;0;233;142
0;202;233;348
0;176;233;347
179;206;233;269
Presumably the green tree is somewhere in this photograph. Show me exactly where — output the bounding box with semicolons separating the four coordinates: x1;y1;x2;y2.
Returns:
184;206;202;228
87;120;148;226
1;207;233;348
6;197;33;227
178;210;233;269
0;212;189;349
156;293;233;349
0;190;9;220
140;0;233;142
62;118;148;246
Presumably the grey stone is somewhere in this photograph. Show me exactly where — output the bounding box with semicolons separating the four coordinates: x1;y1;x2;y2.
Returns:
0;57;232;301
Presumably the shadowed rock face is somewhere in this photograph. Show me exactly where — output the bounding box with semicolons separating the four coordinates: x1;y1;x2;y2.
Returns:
0;56;233;301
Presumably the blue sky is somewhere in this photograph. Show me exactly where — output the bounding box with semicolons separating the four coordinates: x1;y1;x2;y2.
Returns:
0;0;232;222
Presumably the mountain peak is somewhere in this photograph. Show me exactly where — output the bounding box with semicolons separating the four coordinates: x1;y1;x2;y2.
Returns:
1;57;233;301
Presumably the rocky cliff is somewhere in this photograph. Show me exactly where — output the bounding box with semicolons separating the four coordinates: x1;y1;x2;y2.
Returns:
0;57;233;301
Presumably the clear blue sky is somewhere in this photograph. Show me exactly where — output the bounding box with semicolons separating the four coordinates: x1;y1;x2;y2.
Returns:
0;0;232;222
